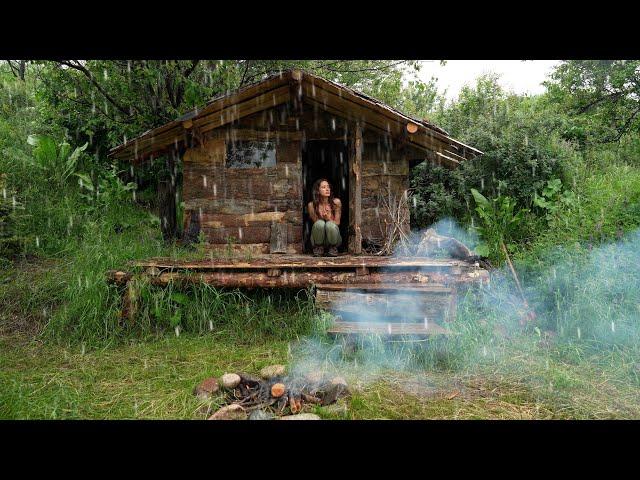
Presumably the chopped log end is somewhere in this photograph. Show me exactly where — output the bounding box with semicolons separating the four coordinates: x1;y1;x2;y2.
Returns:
221;373;241;389
271;383;286;398
406;122;419;134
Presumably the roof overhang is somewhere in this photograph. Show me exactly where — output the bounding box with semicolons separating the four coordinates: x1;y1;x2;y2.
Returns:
108;69;483;168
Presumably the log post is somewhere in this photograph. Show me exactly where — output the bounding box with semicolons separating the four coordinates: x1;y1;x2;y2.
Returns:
348;123;362;254
158;147;182;241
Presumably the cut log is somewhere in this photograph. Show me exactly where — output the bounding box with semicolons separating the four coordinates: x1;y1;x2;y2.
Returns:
271;383;286;398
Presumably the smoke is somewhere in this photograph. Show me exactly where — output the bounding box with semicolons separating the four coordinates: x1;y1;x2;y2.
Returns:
284;218;640;400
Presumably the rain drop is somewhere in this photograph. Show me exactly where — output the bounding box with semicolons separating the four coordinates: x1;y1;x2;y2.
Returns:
35;236;40;248
611;321;615;333
209;320;214;331
203;175;207;187
577;327;581;340
175;325;181;337
2;188;6;200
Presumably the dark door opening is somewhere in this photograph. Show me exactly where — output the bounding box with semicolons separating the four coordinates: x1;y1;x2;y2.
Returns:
302;140;350;254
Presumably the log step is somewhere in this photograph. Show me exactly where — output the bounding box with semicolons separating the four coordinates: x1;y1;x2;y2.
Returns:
327;320;450;336
315;283;452;294
315;285;456;322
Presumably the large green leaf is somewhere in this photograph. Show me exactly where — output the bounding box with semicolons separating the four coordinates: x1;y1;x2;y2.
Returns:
471;188;490;208
27;134;58;169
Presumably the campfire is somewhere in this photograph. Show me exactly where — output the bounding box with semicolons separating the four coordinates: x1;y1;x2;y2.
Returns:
194;365;350;420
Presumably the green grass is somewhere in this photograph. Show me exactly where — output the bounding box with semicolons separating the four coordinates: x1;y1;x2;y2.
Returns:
3;331;639;419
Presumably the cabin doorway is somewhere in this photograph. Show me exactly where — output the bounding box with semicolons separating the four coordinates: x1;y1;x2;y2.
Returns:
302;140;350;254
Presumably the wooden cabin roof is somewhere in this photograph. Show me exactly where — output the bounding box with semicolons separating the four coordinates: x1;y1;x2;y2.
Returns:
108;69;483;168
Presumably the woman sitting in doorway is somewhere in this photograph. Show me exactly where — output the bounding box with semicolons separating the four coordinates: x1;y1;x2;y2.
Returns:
307;178;342;257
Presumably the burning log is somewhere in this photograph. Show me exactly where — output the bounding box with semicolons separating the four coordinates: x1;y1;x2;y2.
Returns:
271;383;286;398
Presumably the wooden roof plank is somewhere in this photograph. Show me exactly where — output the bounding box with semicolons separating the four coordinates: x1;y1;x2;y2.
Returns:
108;69;483;163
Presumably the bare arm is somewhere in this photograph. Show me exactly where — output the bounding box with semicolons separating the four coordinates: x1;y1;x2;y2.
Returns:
333;198;342;226
308;202;319;223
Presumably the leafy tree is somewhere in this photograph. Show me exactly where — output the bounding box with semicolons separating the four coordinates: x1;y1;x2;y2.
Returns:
545;60;640;144
411;74;574;228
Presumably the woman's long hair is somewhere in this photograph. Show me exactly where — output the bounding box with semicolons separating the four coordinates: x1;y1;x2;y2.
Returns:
311;178;336;219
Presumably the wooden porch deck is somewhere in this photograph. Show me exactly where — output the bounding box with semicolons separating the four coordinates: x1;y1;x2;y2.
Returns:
131;254;479;271
107;254;489;337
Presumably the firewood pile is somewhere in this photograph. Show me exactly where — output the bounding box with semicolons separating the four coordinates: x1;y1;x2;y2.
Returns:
194;365;350;420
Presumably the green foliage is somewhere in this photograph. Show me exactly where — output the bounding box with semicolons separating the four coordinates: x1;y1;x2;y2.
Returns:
75;165;136;207
470;188;527;261
26;134;88;186
545;60;640;144
411;74;575;230
532;178;578;224
0;174;22;261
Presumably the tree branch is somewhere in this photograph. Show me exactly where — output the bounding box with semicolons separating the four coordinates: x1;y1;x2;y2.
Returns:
613;105;640;142
238;60;252;88
183;59;200;79
56;60;137;117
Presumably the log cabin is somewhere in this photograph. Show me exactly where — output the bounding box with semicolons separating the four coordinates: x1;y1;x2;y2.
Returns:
108;69;487;335
109;69;482;256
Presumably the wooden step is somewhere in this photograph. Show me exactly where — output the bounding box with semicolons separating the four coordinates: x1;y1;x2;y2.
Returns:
315;283;453;294
315;284;457;322
327;320;451;336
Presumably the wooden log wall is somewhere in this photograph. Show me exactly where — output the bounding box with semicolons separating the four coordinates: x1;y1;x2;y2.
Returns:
181;101;425;255
182;106;304;254
360;140;412;246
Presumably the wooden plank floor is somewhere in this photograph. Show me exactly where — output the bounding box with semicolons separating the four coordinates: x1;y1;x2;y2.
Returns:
133;255;474;271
